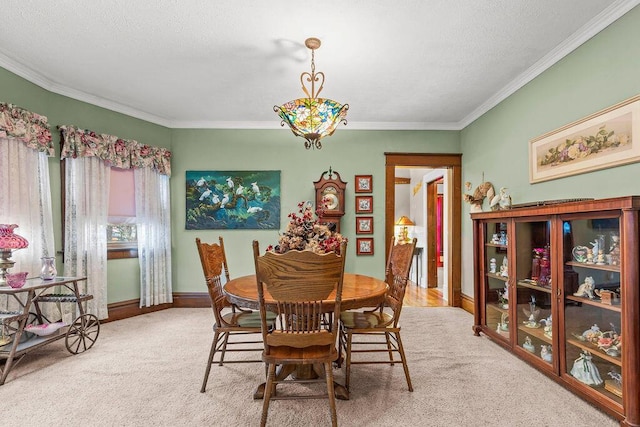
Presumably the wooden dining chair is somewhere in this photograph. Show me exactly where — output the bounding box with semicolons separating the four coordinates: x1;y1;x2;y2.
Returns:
338;237;417;393
252;240;347;427
196;237;275;393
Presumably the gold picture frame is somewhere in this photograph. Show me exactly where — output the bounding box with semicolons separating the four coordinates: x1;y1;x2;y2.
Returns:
529;94;640;184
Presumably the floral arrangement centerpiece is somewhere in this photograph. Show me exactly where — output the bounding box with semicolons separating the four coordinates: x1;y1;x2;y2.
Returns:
267;201;347;254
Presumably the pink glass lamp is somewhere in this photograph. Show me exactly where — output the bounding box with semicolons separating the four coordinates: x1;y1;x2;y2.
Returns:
0;224;29;286
274;37;349;150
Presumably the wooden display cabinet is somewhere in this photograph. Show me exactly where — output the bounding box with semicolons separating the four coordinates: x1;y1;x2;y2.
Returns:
471;197;640;426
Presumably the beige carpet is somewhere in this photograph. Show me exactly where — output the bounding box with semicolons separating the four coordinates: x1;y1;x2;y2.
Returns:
0;307;618;426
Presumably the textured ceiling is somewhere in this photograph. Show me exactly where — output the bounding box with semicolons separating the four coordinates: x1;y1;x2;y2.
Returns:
0;1;637;130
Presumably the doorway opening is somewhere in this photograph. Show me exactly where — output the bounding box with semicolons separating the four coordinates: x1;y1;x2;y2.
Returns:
385;153;462;307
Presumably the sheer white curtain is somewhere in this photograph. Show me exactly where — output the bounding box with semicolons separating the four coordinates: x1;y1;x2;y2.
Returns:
0;138;56;273
135;167;172;307
63;156;110;320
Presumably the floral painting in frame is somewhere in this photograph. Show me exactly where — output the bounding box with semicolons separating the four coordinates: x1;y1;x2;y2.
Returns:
355;195;373;214
356;238;374;255
356;216;373;234
529;95;640;184
355;174;372;193
185;170;280;229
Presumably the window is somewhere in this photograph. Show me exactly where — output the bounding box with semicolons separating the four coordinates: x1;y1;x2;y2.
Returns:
108;167;138;259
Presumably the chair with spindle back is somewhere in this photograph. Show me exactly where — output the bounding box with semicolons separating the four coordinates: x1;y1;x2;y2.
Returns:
196;237;275;393
252;240;347;427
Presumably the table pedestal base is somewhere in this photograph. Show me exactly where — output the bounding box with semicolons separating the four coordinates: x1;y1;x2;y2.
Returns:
252;363;350;400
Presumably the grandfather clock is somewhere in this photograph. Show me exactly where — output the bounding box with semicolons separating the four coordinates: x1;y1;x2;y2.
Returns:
314;167;347;232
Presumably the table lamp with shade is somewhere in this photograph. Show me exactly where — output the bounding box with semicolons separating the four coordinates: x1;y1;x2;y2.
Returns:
0;224;29;287
395;216;415;244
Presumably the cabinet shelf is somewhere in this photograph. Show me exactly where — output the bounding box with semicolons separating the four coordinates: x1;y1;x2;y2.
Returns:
565;295;621;312
566;338;621;367
485;243;507;249
517;324;552;344
516;279;552;294
486;272;508;282
565;261;620;273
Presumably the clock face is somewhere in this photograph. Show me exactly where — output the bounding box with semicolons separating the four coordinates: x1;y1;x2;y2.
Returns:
324;193;339;210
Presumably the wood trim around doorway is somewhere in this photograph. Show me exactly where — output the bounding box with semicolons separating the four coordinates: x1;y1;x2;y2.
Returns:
385;153;462;307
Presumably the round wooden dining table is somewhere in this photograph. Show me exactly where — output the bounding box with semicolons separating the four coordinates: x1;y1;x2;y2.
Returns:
223;273;388;400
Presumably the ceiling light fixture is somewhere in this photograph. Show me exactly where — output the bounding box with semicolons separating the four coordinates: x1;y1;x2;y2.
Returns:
274;37;349;150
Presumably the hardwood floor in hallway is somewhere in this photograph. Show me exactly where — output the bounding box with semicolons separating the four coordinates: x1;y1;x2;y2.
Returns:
403;282;447;307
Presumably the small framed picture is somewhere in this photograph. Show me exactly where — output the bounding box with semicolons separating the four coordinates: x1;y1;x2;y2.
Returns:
356;216;373;234
355;196;373;214
356;238;374;255
355;175;372;193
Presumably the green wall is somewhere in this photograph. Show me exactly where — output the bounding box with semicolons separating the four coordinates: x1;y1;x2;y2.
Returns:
0;67;171;303
171;129;459;293
459;5;640;296
2;4;639;305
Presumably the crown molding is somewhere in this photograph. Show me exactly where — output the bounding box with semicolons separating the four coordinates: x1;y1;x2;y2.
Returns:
1;0;638;131
457;0;640;129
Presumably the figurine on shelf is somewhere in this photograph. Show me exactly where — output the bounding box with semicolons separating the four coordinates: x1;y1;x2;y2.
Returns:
590;239;600;263
489;258;497;274
499;231;507;246
586;248;594;264
496;312;509;333
496;282;509;309
570;351;603;386
523;336;535;353
596;250;606;265
500;256;508;277
573;276;596;299
540;345;552;363
491;234;500;244
523;295;540;328
540;314;552;339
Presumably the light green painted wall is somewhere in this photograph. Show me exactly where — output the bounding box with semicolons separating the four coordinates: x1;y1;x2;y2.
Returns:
459;5;640;296
0;67;171;303
2;4;639;304
170;129;459;292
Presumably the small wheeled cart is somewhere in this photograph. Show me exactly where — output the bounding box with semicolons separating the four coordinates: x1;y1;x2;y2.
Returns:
0;276;100;385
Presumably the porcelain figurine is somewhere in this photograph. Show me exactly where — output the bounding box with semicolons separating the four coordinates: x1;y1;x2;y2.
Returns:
523;295;540;328
570;351;603;386
540;314;552;339
489;258;497;274
573;276;595;299
523;336;535;353
540;345;552;363
596;250;606;265
500;256;508;277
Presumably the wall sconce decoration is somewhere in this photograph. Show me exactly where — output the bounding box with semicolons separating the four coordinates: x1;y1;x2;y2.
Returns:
0;224;29;286
395;216;415;244
274;37;349;150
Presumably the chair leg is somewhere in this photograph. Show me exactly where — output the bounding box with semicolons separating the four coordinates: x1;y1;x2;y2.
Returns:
395;331;413;392
344;330;353;391
324;361;338;427
261;362;276;427
218;332;230;366
336;327;344;368
200;330;221;393
385;331;395;365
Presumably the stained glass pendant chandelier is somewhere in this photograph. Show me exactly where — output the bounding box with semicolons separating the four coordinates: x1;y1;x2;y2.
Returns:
274;37;349;150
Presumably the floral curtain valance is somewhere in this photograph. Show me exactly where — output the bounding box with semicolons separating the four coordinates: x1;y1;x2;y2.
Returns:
59;125;171;176
0;102;54;156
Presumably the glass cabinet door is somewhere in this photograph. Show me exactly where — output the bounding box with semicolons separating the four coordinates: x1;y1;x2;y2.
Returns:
482;221;510;342
561;216;622;408
514;220;553;365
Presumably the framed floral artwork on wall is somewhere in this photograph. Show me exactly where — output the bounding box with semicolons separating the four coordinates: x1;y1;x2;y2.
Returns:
355;195;373;214
355;175;372;193
356;238;374;255
185;170;280;229
356;216;373;234
529;94;640;183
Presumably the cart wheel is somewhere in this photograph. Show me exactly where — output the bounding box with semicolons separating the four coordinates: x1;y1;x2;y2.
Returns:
65;314;100;354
